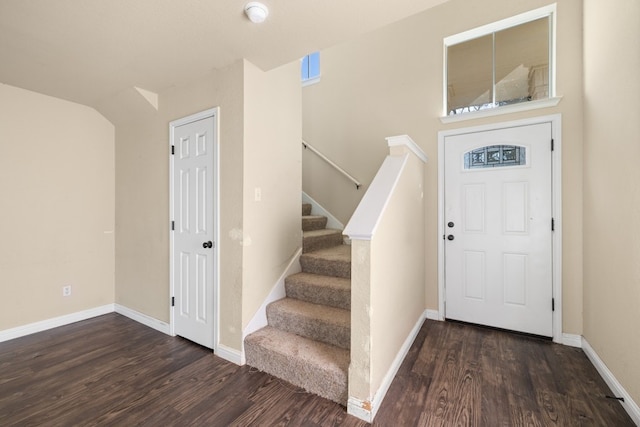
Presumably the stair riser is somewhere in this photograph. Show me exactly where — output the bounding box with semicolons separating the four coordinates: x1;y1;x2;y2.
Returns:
300;256;351;279
302;216;328;232
302;203;312;216
244;340;347;405
267;305;350;350
285;279;350;310
303;233;344;253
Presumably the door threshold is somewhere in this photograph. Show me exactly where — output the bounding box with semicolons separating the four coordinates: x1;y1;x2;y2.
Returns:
444;318;553;342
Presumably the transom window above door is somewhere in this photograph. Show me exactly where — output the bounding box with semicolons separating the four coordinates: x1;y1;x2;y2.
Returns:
444;5;556;118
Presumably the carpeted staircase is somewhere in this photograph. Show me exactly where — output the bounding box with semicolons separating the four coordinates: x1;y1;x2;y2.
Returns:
244;203;351;405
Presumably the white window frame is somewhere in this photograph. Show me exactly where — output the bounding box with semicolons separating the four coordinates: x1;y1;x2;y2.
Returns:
442;4;558;122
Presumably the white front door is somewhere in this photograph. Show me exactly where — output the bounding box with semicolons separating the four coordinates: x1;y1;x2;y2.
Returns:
171;110;217;349
444;122;553;337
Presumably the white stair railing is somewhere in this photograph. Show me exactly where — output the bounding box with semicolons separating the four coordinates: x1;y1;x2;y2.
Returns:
302;139;361;189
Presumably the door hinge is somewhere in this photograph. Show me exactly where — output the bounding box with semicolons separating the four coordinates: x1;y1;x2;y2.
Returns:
551;218;555;231
171;145;175;155
552;298;555;311
551;139;555;151
171;297;175;307
171;220;175;231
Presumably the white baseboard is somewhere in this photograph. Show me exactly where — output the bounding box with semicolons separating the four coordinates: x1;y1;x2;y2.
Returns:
216;343;244;365
582;338;640;425
114;304;170;335
562;332;582;348
348;309;427;423
0;304;115;343
425;309;441;321
347;396;374;423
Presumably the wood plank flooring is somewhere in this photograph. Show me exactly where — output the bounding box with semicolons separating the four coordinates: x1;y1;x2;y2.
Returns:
0;313;633;426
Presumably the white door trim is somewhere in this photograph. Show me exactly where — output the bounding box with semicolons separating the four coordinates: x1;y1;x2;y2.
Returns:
169;107;220;352
437;114;562;343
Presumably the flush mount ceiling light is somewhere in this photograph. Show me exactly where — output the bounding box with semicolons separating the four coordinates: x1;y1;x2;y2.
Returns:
244;2;269;23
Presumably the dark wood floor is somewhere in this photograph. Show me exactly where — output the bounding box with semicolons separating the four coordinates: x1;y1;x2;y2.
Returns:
0;314;633;426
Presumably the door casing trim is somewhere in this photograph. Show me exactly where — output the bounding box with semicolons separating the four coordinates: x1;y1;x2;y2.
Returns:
437;114;562;343
169;107;220;352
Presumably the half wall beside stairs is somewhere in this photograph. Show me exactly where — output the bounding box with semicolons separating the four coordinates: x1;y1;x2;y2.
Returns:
344;135;428;422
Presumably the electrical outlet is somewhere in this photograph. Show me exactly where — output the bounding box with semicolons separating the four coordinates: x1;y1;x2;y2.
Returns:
62;285;72;297
254;187;262;201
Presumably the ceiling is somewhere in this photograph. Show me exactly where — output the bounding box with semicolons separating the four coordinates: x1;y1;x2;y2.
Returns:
0;0;448;122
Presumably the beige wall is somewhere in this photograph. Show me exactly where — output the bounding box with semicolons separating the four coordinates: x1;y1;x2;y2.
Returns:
583;0;640;406
116;61;245;347
370;150;425;394
0;83;115;330
242;61;302;328
302;0;584;334
115;59;301;351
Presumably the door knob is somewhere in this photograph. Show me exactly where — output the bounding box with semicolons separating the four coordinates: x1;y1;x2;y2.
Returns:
447;235;455;241
203;241;213;249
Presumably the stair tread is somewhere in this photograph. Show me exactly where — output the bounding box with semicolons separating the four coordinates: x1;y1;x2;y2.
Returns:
303;228;342;238
302;229;344;253
303;215;326;220
268;298;349;327
268;298;350;349
246;326;349;370
245;326;348;404
286;272;350;290
286;272;350;310
302;215;328;232
301;244;351;261
300;244;351;278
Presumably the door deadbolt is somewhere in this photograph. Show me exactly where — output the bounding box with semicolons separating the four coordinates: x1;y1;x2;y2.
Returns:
203;241;213;249
447;221;455;228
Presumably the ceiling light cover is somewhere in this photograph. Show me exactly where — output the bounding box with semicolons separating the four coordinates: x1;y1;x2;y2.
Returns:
245;2;269;23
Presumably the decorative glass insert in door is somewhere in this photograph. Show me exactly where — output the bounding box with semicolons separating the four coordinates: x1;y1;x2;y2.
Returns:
464;145;526;169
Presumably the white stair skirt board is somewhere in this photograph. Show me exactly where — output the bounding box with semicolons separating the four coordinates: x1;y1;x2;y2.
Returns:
302;191;344;231
348;309;428;423
242;247;303;362
0;304;115;343
115;304;171;335
582;338;640;425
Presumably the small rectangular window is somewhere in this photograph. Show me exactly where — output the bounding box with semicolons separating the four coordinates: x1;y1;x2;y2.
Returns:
464;145;527;169
301;52;320;86
444;5;555;116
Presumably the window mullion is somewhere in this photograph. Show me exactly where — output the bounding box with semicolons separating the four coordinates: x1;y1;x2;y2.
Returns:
492;32;496;107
